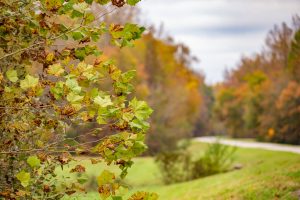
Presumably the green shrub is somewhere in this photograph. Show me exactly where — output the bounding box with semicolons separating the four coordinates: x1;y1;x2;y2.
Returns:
155;150;192;184
192;142;236;178
155;142;236;184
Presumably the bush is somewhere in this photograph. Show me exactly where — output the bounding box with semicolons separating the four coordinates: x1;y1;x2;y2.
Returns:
155;142;236;184
192;142;236;178
155;150;192;184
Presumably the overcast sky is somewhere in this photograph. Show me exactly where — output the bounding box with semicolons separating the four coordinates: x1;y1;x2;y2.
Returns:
138;0;300;84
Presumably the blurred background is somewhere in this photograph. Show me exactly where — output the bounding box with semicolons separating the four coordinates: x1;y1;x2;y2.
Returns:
66;1;300;199
140;0;300;84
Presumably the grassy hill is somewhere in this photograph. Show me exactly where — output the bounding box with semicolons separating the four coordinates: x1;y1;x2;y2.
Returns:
62;142;300;200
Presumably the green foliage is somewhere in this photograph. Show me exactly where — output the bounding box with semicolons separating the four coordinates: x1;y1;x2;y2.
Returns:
117;34;204;154
16;171;31;188
192;142;236;178
110;23;145;47
288;29;300;80
155;150;192;184
6;70;18;83
20;75;39;90
0;0;154;199
127;0;141;6
155;142;236;184
27;156;41;168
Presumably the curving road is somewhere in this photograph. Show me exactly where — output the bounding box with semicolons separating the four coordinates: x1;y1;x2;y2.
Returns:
195;136;300;154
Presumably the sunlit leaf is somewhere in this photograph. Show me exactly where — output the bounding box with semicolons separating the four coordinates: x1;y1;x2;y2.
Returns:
20;75;39;90
126;0;141;6
27;156;41;168
47;63;65;76
67;92;84;103
16;171;30;187
6;69;18;82
129;98;153;121
97;170;115;186
94;95;113;107
66;78;81;93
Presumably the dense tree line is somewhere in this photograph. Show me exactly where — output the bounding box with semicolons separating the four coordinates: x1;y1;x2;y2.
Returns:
213;16;300;144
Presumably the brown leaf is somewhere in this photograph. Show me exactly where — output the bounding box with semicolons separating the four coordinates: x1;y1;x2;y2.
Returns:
70;165;86;173
65;190;76;196
43;185;51;193
91;158;101;165
112;0;125;7
57;153;71;165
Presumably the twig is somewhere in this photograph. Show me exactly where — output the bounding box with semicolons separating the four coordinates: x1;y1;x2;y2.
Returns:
0;7;118;61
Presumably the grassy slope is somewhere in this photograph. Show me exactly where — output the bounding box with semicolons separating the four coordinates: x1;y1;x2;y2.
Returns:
65;142;300;200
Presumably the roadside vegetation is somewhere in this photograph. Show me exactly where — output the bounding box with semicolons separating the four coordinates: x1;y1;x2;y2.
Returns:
62;142;300;200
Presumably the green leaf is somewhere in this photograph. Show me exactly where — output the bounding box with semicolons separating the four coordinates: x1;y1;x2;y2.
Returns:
50;81;64;99
6;69;18;82
85;13;95;24
129;98;153;121
110;23;144;47
91;31;101;42
72;31;84;41
73;2;89;12
123;112;134;122
127;0;141;6
75;48;86;61
66;78;81;93
16;171;30;187
132;141;147;155
96;115;107;125
122;70;136;82
94;95;113;107
47;63;65;76
27;156;41;168
45;0;64;10
71;10;84;18
20;75;39;90
67;92;84;103
97;170;115;186
112;196;123;200
4;86;12;93
97;0;110;5
85;0;93;4
77;178;88;184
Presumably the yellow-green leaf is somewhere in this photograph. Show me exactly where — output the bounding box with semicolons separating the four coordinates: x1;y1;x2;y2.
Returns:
27;156;41;168
46;52;55;62
0;72;3;83
16;171;30;187
6;69;18;83
66;78;81;93
47;63;65;76
97;170;115;186
67;92;84;103
94;95;113;107
20;75;39;90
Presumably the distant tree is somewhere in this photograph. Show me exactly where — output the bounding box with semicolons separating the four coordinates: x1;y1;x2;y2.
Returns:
213;16;300;143
274;81;300;144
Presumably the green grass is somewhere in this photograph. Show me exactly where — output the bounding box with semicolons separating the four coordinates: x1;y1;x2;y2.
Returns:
62;142;300;200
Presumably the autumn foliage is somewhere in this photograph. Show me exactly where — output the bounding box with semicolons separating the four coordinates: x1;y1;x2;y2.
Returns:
0;0;157;199
213;16;300;144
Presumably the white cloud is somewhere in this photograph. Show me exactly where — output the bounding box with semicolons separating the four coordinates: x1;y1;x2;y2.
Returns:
138;0;300;83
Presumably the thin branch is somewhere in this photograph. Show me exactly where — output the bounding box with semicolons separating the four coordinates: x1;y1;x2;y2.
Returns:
0;24;80;61
0;7;118;61
0;104;55;110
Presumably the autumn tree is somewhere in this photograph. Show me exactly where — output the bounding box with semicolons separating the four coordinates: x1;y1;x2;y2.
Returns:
213;16;300;144
119;34;203;154
0;0;156;199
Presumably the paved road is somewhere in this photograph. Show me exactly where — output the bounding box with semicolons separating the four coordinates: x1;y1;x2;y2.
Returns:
196;136;300;154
